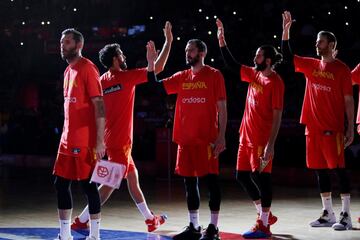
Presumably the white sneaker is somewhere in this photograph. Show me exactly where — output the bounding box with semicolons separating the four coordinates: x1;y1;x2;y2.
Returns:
309;210;336;227
85;236;100;240
54;234;73;240
332;212;352;230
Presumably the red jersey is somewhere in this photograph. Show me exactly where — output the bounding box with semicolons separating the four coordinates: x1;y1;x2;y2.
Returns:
351;63;360;123
100;68;147;148
61;57;102;147
163;65;226;145
294;55;352;132
239;65;284;146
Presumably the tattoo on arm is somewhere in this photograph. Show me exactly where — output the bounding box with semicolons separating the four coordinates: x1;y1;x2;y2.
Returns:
92;97;105;118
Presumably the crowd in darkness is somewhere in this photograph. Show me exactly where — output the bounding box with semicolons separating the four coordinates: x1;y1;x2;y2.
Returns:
0;0;360;168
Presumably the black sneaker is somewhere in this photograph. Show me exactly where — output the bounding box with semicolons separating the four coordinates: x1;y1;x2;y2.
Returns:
200;224;220;240
309;209;336;227
332;212;352;230
173;222;202;240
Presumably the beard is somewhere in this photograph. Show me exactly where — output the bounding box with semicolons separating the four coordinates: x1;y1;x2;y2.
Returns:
255;60;267;71
186;54;200;66
316;47;331;57
120;62;127;70
61;46;78;61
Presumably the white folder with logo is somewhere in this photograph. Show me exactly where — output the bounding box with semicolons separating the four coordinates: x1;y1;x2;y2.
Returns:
90;160;125;189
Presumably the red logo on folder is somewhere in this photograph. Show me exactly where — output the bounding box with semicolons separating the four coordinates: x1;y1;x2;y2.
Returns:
97;166;109;178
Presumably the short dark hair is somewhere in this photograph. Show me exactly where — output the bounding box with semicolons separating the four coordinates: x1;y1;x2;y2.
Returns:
187;39;207;53
317;31;337;49
259;45;283;67
61;28;84;44
99;43;120;69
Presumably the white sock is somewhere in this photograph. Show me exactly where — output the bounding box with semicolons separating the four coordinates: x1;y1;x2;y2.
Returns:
210;213;219;227
89;218;100;239
254;203;261;214
136;202;153;220
260;211;270;226
189;211;200;229
78;206;90;223
341;195;350;214
59;219;71;239
321;196;334;213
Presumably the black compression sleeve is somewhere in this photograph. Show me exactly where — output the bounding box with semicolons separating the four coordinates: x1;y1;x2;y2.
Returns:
281;40;294;65
147;71;159;82
220;46;241;79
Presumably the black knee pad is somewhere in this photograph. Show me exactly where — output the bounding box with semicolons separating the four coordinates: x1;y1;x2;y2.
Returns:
258;173;272;208
54;176;73;210
335;168;351;193
236;171;260;201
206;174;221;211
184;177;200;211
81;180;101;214
316;169;332;193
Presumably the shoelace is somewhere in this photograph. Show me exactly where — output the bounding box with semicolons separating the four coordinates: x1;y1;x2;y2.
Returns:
339;213;348;225
318;210;329;220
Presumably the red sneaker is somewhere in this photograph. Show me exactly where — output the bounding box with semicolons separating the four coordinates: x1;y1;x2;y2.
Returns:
145;214;167;232
257;211;278;225
71;217;89;230
243;219;272;239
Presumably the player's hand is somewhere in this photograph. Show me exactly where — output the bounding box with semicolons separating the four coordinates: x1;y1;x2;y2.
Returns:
163;21;173;43
216;19;225;40
213;136;226;158
344;126;354;148
146;40;158;63
282;11;293;31
216;18;226;47
262;144;274;163
95;141;106;160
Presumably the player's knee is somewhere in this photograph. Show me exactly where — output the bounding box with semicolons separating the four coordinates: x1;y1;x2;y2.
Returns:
316;169;332;193
184;177;198;193
83;182;101;214
54;176;71;194
54;176;72;209
336;168;351;193
236;171;252;185
259;173;272;189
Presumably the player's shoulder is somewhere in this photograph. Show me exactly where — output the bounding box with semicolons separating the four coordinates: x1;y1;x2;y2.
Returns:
203;65;224;79
334;59;351;72
275;73;285;88
204;65;221;73
81;57;99;71
295;54;318;63
174;68;190;77
80;57;94;66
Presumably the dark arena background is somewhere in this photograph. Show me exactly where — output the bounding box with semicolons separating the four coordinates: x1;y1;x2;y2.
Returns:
0;0;360;239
